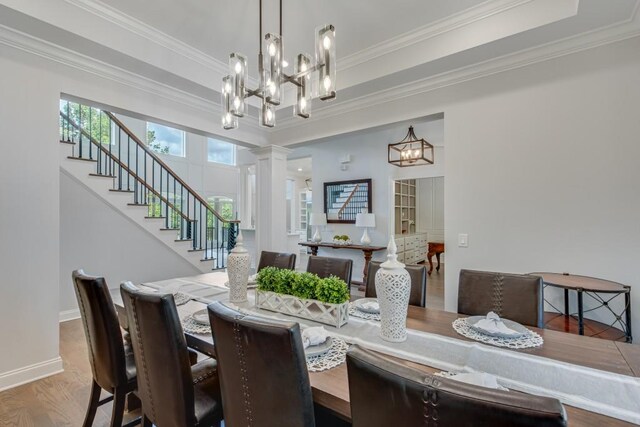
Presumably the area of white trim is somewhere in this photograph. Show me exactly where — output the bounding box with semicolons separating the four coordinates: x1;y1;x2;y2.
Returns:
0;357;64;393
59;308;81;323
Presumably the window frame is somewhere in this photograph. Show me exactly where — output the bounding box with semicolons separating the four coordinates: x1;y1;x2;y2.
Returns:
146;121;186;158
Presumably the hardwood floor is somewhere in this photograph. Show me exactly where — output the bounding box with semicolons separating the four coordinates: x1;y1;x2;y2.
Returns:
0;321;140;427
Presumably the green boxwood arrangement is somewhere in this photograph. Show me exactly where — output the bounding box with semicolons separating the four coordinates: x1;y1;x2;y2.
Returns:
257;267;350;305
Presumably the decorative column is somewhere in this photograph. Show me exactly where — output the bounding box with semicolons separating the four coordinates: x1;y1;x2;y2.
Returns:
375;236;411;342
227;231;251;303
251;145;291;254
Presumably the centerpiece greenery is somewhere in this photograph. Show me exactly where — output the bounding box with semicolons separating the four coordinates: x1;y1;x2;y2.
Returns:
257;267;350;305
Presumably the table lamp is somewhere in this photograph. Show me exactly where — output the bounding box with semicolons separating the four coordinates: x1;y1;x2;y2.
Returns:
356;212;376;246
309;213;327;243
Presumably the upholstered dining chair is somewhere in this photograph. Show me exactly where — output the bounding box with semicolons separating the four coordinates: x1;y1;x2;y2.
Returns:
364;261;427;307
208;301;348;427
257;250;297;271
120;282;223;427
306;255;353;285
72;270;139;427
346;345;567;427
457;269;544;328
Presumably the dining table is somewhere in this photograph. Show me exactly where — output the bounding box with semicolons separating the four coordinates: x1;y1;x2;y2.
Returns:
111;271;640;427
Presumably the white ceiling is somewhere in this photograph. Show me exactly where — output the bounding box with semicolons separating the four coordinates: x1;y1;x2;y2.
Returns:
98;0;486;76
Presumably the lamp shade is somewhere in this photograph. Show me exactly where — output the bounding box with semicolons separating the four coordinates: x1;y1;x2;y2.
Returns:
356;213;376;228
309;213;327;226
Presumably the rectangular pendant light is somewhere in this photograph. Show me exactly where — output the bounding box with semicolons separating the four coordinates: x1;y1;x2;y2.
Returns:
261;100;275;127
229;53;247;117
263;33;282;105
316;25;336;101
295;53;312;118
221;75;237;130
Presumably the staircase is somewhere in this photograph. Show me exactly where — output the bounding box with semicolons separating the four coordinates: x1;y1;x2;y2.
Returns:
58;100;238;272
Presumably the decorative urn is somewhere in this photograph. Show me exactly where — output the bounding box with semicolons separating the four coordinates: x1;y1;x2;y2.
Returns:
226;230;251;303
375;236;411;342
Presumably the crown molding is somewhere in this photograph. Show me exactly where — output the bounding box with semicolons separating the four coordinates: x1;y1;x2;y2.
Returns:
271;9;640;137
62;0;260;88
339;0;535;72
0;23;265;137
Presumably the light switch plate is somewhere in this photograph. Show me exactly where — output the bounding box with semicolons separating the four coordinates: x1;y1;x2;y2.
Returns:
458;233;468;248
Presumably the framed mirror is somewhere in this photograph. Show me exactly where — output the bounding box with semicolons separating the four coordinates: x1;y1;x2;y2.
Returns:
323;179;372;223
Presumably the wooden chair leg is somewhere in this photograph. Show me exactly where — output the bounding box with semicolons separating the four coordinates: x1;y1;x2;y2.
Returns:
110;388;126;427
83;380;102;427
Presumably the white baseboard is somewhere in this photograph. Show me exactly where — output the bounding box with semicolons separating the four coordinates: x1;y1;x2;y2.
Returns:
0;357;64;392
59;308;81;322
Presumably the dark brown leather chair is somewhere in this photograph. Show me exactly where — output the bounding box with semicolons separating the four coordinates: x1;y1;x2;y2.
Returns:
120;282;223;427
346;345;567;427
364;261;427;307
207;302;318;427
306;255;353;285
257;250;297;271
72;270;138;427
458;269;544;328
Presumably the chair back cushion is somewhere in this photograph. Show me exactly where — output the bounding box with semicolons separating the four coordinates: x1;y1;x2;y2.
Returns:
346;345;567;427
458;269;543;328
257;251;297;272
306;256;353;285
72;270;126;391
208;301;315;427
120;282;195;426
365;261;427;307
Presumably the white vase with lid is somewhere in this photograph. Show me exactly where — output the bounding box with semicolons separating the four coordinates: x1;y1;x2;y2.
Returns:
227;231;251;303
375;236;411;342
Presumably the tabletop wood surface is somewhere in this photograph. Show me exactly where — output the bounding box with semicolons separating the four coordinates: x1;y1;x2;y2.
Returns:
114;273;639;427
298;241;386;251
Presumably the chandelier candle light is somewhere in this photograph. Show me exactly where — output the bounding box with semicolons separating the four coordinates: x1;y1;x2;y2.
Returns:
355;212;376;246
388;126;435;167
222;0;336;129
309;213;327;243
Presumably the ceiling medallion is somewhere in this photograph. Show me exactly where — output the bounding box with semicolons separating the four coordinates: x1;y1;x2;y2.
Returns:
388;126;434;167
222;0;336;129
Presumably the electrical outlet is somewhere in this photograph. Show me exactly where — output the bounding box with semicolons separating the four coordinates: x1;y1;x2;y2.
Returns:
458;233;468;248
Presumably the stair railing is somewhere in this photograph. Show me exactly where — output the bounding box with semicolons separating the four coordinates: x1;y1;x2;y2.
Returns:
59;99;239;269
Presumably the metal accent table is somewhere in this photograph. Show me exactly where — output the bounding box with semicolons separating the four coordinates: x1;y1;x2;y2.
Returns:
531;272;632;343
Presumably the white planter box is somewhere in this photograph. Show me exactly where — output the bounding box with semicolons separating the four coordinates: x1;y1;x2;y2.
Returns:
255;290;349;328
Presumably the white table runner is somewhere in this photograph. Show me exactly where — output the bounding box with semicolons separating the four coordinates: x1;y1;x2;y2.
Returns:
140;274;640;424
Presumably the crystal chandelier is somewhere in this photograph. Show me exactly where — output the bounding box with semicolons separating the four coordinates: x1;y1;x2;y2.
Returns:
388;126;434;167
222;0;336;129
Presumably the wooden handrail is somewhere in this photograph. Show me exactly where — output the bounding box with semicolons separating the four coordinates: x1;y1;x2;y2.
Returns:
105;112;239;224
61;112;192;223
337;184;360;218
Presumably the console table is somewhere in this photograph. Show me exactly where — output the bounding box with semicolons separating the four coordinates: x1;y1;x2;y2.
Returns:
299;242;386;291
531;272;632;343
427;241;444;274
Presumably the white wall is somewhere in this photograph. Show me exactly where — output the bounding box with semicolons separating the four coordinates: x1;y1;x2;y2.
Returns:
59;172;201;315
290;120;445;280
0;48;63;389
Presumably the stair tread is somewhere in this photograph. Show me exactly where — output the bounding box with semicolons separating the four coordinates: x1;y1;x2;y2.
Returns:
67;156;97;162
144;216;165;219
88;173;116;178
159;228;180;231
59;140;76;145
127;203;149;207
109;189;134;193
175;238;192;242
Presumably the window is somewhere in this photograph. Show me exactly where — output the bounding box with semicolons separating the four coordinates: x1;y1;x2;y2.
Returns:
207;138;236;165
208;196;235;222
147;122;185;157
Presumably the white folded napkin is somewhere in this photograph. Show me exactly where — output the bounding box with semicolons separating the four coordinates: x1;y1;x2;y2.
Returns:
474;312;520;336
447;372;509;391
302;326;329;349
360;301;380;311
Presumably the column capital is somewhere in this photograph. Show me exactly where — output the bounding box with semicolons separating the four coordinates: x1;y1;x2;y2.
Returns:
250;145;292;159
